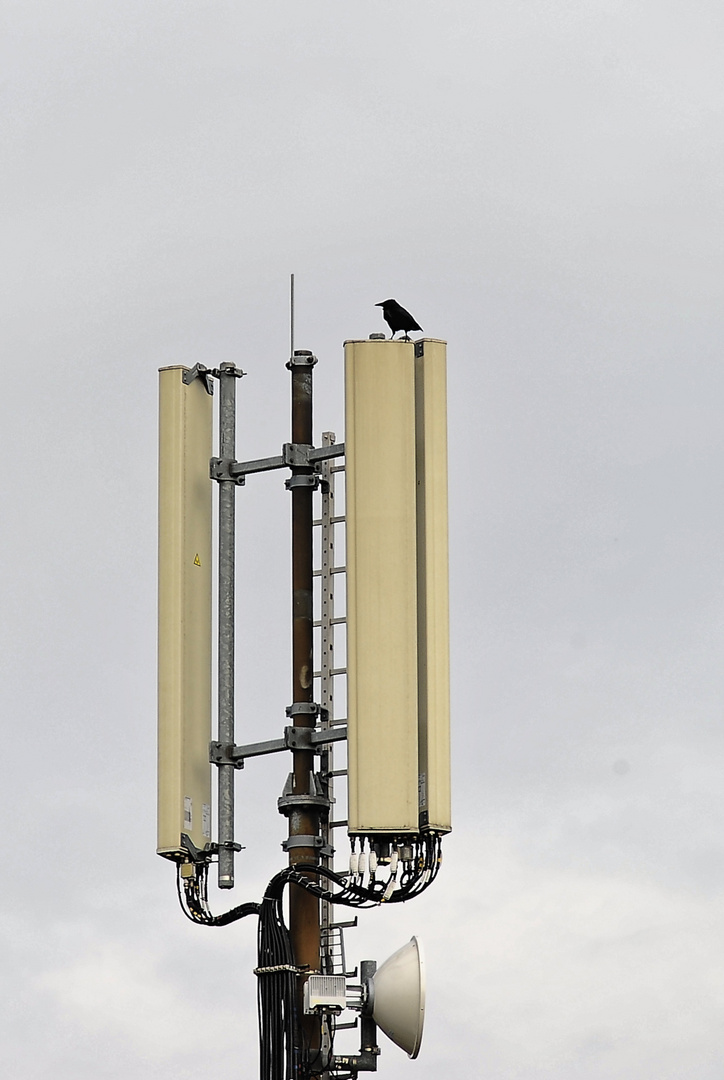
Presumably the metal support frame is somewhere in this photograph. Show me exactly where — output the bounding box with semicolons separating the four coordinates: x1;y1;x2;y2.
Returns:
208;363;345;891
204;352;381;1078
211;442;344;484
330;961;380;1075
209;724;347;767
216;362;244;888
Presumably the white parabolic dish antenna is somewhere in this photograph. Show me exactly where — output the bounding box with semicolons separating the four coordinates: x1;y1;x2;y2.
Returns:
369;936;426;1059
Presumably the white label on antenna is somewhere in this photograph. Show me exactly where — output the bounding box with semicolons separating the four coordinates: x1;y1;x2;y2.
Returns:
418;772;427;809
202;803;211;839
183;796;192;830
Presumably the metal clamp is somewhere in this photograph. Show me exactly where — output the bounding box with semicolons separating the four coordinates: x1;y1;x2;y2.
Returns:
212;840;244;854
283;838;334;858
182;363;215;395
283;725;347;751
282;443;313;467
286;350;318;370
282;834;331;853
284;726;315;751
217;362;247;379
210;741;246;768
210;457;246;485
278;792;331;813
285;474;319;491
286;702;323;718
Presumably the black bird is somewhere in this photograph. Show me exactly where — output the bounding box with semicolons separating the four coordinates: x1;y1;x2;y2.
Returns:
376;299;423;340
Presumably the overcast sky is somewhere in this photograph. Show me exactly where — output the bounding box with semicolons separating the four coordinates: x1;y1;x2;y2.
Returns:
2;2;724;1078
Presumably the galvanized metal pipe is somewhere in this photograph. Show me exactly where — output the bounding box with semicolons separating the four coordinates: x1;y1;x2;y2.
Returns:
217;362;238;888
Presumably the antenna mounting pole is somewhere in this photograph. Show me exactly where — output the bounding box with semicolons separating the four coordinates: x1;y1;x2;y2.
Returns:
285;346;322;1062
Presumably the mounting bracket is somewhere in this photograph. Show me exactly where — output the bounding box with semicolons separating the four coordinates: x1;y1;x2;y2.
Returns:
183;363;247;395
210;457;246;485
282;835;334;857
278;770;331;815
209;725;347;767
286;473;319;490
286;701;326;720
182;363;215;395
331;963;381;1074
284;725;347;751
208;442;345;485
282;442;313;467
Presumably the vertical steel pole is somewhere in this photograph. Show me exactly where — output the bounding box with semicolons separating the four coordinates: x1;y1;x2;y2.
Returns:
217;362;238;888
286;349;321;1060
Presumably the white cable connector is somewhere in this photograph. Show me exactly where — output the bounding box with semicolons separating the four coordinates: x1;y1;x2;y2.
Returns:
368;850;378;873
349;852;359;876
358;852;368;876
382;877;397;901
389;851;399;873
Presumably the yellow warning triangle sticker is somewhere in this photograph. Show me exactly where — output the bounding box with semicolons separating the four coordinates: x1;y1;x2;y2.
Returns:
193;554;201;566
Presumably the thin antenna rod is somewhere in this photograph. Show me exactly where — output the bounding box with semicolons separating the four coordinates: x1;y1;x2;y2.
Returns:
290;273;295;358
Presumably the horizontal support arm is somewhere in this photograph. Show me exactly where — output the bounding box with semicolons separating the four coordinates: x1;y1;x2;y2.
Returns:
309;444;346;463
285;725;348;750
213;442;345;481
231;453;285;477
210;725;347;766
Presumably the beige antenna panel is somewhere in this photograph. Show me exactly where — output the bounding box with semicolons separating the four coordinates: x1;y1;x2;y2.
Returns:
344;338;451;836
157;366;213;859
415;340;451;834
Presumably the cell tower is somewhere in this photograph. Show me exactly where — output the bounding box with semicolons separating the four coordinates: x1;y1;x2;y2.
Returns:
157;317;451;1079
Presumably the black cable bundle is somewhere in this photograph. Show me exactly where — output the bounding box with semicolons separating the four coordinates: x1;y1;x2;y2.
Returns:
394;832;443;900
176;862;260;926
284;833;443;908
257;873;300;1080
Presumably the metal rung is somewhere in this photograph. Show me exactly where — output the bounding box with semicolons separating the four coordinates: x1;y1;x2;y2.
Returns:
313;668;347;678
331;465;345;473
313;516;346;526
313;566;346;577
328;769;348;777
313;616;347;627
329;820;348;829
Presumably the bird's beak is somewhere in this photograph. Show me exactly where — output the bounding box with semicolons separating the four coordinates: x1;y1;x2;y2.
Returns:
375;302;383;307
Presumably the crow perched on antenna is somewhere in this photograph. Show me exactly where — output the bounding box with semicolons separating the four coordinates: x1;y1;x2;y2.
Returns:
376;299;423;340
